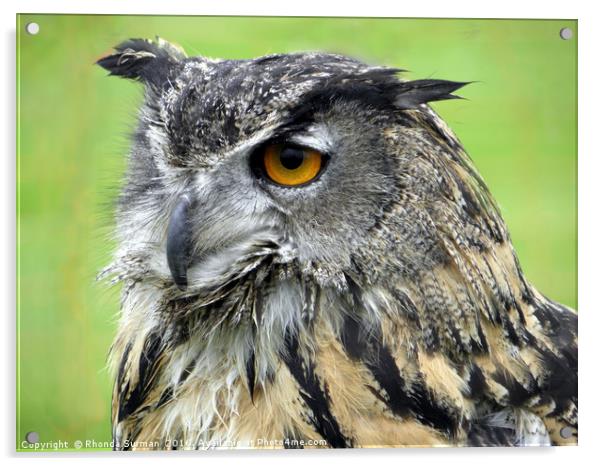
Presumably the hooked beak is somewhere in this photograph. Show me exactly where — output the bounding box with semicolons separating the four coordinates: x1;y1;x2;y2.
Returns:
166;194;194;290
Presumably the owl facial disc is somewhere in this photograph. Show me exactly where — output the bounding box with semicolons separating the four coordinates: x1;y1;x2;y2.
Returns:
166;193;194;290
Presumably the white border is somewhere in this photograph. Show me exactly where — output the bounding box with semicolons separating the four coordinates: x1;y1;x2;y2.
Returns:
2;1;600;465
0;0;588;18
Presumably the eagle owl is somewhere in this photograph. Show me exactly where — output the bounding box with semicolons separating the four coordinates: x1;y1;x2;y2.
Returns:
97;38;577;449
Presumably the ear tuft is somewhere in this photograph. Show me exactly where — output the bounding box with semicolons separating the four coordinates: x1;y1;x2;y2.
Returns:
394;79;471;109
96;37;187;86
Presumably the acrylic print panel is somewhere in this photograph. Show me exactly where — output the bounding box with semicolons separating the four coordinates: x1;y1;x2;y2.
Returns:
16;14;577;451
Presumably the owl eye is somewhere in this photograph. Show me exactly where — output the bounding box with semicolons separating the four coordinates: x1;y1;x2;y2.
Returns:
260;144;324;187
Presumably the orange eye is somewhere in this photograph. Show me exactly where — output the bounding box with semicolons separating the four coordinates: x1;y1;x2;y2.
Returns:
262;144;323;186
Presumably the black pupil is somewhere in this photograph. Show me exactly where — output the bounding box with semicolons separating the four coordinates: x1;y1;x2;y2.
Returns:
279;146;305;170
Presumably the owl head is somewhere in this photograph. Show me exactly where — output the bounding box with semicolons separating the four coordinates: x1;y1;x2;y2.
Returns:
97;38;488;305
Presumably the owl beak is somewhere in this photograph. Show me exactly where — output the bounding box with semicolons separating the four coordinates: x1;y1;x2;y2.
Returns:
166;194;194;290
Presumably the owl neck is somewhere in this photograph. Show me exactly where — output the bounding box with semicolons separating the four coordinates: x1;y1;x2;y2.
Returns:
111;235;534;399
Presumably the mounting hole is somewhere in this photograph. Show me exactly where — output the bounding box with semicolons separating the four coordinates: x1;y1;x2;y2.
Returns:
25;22;40;35
25;431;39;444
559;426;573;439
559;27;573;40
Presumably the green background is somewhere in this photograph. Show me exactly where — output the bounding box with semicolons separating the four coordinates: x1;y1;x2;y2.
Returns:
16;15;577;451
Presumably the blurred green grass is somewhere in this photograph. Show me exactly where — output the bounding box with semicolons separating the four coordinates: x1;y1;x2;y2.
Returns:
16;15;577;451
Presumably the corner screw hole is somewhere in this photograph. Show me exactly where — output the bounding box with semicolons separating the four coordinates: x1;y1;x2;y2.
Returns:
559;27;573;40
25;22;40;35
559;427;573;439
25;431;39;444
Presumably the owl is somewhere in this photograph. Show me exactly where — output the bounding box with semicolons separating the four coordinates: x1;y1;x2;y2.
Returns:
97;38;577;450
